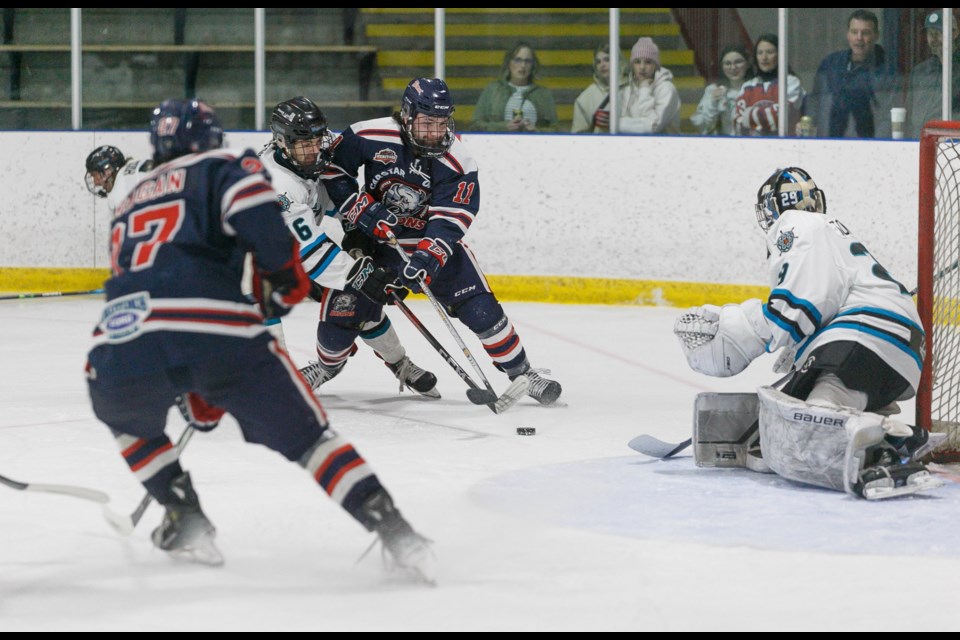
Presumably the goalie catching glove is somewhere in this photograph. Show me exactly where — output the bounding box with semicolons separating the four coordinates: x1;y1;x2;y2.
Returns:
251;249;311;320
346;255;406;305
674;299;771;377
400;238;451;293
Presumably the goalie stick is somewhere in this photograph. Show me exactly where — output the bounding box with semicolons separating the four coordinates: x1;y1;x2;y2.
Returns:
389;290;529;413
0;472;110;503
102;423;196;536
629;373;794;459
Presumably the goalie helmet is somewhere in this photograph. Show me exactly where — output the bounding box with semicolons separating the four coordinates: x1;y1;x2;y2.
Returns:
269;96;333;179
399;77;456;158
150;98;224;165
754;166;827;231
84;145;126;198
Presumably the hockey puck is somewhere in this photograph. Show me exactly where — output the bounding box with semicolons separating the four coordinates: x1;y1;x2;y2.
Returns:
516;427;536;436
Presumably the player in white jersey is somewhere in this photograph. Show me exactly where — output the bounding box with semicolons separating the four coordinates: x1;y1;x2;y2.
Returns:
674;167;945;499
260;97;439;398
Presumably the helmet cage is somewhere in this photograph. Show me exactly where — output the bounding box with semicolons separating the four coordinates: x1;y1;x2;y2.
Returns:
755;167;827;230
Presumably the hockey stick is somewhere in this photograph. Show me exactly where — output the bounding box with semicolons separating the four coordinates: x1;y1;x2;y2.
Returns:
389;290;528;413
0;288;105;301
629;372;794;459
102;423;196;536
381;228;525;412
0;472;110;503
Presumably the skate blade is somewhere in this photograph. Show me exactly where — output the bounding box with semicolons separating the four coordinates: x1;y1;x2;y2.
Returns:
410;386;441;399
862;472;946;500
164;536;225;567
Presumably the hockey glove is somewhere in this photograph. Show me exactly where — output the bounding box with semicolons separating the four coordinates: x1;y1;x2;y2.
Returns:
342;192;397;242
252;253;311;320
346;256;406;306
400;238;450;293
175;393;225;432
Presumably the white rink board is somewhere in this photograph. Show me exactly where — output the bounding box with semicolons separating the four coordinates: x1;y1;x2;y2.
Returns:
0;131;919;288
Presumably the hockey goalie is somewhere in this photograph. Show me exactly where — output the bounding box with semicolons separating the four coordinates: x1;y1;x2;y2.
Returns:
673;166;946;500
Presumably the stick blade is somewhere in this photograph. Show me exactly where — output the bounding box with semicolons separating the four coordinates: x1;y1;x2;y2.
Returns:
628;435;692;459
102;504;136;535
466;388;498;405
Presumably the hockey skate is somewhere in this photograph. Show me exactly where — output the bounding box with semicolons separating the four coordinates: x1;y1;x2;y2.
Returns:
298;361;343;390
360;489;436;586
151;472;224;566
386;356;440;399
512;368;562;406
887;426;949;462
853;447;945;500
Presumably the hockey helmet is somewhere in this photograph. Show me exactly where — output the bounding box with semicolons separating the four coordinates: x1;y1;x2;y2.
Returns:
84;145;126;198
755;166;826;230
399;78;456;158
150;98;224;165
270;96;333;179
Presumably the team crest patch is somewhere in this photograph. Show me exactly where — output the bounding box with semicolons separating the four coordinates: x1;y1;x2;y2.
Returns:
373;148;398;165
329;292;357;317
277;192;291;212
776;228;797;253
99;291;150;343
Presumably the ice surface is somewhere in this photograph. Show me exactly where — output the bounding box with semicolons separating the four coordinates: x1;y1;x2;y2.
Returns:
1;297;958;631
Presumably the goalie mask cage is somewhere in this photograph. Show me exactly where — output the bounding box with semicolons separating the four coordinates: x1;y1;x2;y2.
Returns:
918;120;960;462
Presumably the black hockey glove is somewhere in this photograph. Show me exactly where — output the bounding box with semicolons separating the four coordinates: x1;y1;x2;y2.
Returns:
346;256;406;306
342;192;397;242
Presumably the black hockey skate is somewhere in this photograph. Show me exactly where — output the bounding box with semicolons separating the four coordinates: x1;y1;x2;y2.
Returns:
853;446;945;500
886;425;949;462
360;489;436;585
386;356;440;399
151;472;224;566
298;361;343;390
512;368;562;406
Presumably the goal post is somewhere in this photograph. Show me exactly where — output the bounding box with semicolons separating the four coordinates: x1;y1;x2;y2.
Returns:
917;120;960;462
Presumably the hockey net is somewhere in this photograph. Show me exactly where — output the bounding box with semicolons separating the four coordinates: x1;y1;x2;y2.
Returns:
917;121;960;462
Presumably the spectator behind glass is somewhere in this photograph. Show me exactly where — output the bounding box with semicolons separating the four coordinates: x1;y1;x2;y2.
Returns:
690;44;752;135
571;43;626;134
907;11;960;138
468;41;558;133
617;37;681;134
734;33;806;137
805;9;898;139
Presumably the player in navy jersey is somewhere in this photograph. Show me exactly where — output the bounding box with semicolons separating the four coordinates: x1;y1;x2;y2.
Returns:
85;99;434;582
259;96;439;398
674;167;945;499
319;77;562;406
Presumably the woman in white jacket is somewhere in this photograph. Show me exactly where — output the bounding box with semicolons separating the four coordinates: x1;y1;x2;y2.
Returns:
618;37;681;134
690;44;752;136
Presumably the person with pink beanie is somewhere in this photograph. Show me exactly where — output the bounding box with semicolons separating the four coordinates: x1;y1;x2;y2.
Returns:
617;37;681;134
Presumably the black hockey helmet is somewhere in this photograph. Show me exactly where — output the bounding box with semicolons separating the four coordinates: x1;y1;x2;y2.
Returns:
84;145;126;198
150;98;224;165
399;78;456;158
270;96;333;179
755;166;826;231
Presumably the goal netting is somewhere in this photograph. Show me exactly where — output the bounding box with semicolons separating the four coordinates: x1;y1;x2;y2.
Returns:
917;120;960;462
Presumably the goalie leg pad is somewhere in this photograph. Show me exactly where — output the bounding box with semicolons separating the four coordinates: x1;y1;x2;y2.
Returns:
757;385;914;495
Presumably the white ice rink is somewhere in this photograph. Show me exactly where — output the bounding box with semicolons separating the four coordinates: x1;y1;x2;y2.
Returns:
1;295;958;631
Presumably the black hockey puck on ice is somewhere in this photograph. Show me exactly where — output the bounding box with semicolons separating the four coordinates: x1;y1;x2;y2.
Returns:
516;427;536;436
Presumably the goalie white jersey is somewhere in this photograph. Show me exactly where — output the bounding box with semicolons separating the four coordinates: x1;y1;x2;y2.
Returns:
764;209;924;394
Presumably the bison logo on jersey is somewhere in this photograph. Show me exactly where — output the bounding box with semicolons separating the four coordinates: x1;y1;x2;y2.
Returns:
373;149;398;165
776;229;797;254
381;180;428;217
